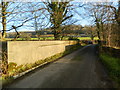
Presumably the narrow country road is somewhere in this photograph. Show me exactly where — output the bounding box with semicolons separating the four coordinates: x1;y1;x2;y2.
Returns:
4;45;113;88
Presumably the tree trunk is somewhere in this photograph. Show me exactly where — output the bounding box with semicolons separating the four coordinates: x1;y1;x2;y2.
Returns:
1;1;8;40
54;33;60;40
97;30;101;40
53;28;61;40
117;0;120;26
96;22;101;40
2;19;6;39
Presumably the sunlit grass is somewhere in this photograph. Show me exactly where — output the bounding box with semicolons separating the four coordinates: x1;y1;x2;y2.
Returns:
2;37;99;41
78;37;98;40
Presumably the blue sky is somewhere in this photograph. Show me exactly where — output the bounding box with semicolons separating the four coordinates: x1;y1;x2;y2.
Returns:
0;1;93;32
0;1;118;32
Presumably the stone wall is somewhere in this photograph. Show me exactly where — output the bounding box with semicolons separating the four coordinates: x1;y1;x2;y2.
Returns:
7;41;78;65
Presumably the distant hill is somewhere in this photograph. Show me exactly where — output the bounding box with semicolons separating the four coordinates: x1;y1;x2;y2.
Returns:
6;30;52;38
6;25;86;38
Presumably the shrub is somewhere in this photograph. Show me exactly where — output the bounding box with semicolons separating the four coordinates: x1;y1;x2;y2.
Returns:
1;60;8;74
26;63;33;69
8;62;17;71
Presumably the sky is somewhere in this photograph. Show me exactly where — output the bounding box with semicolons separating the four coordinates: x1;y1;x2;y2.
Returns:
3;0;119;2
0;2;89;32
0;0;119;32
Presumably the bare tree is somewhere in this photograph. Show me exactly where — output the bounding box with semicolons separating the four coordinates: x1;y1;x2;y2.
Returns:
44;1;73;40
24;2;50;40
83;25;97;40
95;1;120;48
1;1;9;39
86;3;111;40
0;2;46;40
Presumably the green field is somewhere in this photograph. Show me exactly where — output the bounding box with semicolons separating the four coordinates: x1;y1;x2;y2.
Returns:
78;37;98;40
1;37;99;41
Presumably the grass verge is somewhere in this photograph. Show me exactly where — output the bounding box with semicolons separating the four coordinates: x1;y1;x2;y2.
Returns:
100;53;120;87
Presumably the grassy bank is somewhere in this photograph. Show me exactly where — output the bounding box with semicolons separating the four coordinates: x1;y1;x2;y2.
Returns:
100;53;120;87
